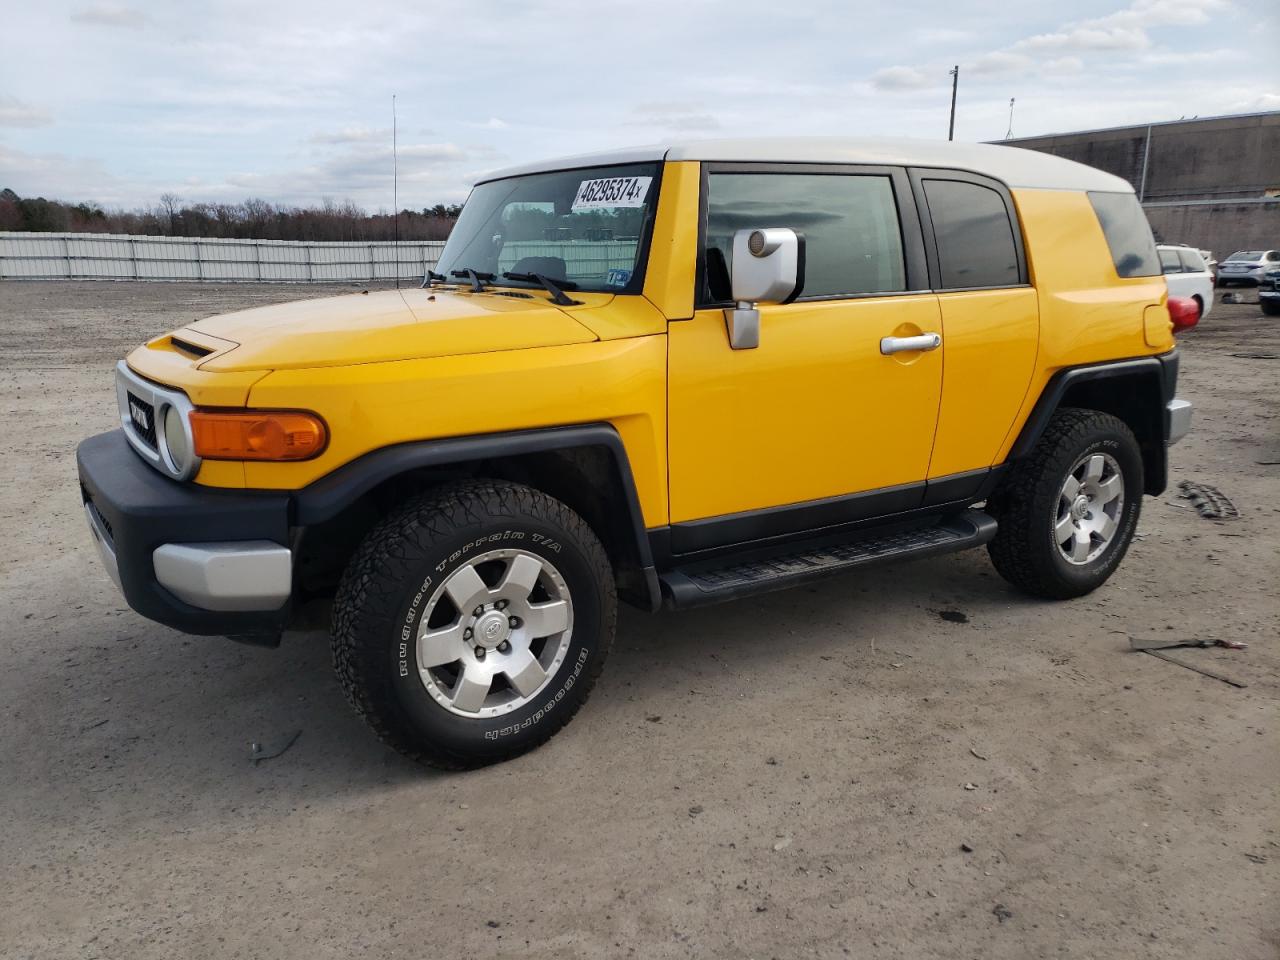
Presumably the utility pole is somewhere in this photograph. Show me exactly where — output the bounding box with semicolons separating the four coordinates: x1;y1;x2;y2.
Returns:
948;66;959;141
1005;97;1015;140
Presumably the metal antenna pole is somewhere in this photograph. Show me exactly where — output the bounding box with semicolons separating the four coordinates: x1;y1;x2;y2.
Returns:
1005;97;1015;140
948;66;959;141
392;94;399;288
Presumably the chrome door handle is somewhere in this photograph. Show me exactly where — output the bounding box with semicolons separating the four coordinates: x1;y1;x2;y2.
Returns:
880;332;942;355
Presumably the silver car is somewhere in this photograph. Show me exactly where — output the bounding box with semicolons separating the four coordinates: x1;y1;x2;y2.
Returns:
1216;249;1280;286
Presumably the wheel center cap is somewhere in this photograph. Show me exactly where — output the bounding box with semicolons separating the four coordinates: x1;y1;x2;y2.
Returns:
1071;494;1090;521
474;610;509;649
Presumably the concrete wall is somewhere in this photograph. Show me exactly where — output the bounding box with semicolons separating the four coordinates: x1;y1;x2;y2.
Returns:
1006;112;1280;256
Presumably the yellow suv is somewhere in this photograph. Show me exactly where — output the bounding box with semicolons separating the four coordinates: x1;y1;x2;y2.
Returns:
78;138;1192;768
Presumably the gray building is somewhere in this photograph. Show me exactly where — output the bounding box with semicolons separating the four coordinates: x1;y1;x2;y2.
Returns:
1004;111;1279;259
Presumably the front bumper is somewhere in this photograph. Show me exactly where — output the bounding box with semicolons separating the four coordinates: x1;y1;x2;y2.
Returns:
78;430;293;639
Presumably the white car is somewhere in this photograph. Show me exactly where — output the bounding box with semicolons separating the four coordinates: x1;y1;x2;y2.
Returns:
1217;249;1280;286
1158;244;1214;321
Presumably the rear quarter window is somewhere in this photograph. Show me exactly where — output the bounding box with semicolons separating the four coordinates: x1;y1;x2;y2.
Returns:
1089;192;1160;278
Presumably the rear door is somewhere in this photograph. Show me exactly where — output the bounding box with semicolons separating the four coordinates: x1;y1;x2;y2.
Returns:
910;170;1039;487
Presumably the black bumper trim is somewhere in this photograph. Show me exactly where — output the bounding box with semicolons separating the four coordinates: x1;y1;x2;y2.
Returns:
77;430;292;638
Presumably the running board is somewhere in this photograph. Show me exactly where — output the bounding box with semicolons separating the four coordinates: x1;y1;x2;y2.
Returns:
659;510;998;609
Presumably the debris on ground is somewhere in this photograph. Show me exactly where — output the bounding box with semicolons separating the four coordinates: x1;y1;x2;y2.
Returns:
1129;638;1248;689
773;837;792;852
969;748;989;761
250;729;302;763
992;903;1014;923
1244;853;1268;865
963;782;978;791
938;610;969;624
1231;352;1278;360
1178;481;1240;521
960;842;974;853
1129;637;1247;652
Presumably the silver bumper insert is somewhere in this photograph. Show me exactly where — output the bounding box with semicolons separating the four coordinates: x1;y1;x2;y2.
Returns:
1167;398;1193;445
84;503;123;593
153;541;292;612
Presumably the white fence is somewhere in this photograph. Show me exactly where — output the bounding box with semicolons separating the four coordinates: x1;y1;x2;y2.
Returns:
0;232;446;282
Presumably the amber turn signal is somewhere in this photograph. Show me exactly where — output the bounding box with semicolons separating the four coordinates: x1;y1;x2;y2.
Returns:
190;410;327;461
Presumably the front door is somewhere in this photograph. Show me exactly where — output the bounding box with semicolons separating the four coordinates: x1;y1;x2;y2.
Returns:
667;166;942;552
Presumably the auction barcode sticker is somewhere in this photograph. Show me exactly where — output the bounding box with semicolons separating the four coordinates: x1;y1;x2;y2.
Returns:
571;176;652;211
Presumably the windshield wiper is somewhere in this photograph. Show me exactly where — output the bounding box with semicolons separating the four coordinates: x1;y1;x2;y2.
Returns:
422;269;448;288
450;268;496;292
502;271;581;306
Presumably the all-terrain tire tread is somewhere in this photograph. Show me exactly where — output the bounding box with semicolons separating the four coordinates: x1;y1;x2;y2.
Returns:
987;408;1140;600
331;479;615;769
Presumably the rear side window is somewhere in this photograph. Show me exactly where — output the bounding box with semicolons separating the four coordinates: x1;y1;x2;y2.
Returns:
1178;248;1206;272
703;172;906;301
1159;248;1182;274
1089;192;1160;278
922;179;1021;289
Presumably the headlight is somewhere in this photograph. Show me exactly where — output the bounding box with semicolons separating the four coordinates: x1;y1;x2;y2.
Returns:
162;404;191;475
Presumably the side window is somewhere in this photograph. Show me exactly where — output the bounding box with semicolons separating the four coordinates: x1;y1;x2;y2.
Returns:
1268;251;1280;262
1088;191;1160;278
921;179;1021;289
1178;248;1205;272
703;172;906;302
1159;248;1183;274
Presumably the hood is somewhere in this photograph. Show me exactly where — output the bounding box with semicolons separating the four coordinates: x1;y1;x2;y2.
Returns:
189;288;597;371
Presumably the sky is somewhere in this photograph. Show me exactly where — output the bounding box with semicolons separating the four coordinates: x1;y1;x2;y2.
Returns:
1;0;1277;212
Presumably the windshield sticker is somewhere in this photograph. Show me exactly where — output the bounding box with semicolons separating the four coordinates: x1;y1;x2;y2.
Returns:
571;176;652;211
606;268;632;288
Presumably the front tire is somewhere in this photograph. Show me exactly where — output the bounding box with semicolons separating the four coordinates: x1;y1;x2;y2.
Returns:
332;480;616;769
987;409;1143;600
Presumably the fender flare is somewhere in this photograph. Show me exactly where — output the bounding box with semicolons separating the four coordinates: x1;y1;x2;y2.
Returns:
290;423;660;609
1007;351;1178;495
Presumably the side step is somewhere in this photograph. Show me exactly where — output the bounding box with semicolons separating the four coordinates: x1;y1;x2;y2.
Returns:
659;510;998;609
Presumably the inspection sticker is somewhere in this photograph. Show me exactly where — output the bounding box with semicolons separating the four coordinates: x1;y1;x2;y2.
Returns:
571;176;652;211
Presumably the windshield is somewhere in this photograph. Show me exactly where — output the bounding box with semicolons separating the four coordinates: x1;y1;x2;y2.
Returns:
1226;251;1263;260
435;163;661;295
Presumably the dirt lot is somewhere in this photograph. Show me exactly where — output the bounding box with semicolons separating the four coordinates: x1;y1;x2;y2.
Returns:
1;281;1276;959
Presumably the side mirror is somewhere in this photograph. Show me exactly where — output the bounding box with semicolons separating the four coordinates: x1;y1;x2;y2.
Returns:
724;228;804;349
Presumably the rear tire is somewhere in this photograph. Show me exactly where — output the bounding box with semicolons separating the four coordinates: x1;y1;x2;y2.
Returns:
1261;299;1280;317
332;480;615;769
987;409;1143;600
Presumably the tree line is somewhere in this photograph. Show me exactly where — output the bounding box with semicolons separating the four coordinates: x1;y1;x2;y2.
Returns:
0;188;461;242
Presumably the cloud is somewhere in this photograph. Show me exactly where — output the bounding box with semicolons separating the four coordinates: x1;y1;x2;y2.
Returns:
871;66;935;91
971;51;1032;75
915;28;973;45
69;3;147;28
0;96;52;128
0;143;127;204
625;102;721;131
1042;56;1084;75
465;117;508;130
311;126;392;146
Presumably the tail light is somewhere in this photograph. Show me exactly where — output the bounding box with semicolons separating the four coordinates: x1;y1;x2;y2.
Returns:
1167;296;1200;331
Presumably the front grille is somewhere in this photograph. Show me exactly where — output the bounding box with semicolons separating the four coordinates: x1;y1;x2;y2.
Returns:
126;391;157;449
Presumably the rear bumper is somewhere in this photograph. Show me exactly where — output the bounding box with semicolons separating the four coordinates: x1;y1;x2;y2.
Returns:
1166;398;1193;445
77;430;293;639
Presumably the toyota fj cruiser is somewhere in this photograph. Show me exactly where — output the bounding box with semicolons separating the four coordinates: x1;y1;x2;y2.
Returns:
78;138;1193;768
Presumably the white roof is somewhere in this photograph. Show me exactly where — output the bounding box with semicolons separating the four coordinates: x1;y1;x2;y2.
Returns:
477;137;1133;193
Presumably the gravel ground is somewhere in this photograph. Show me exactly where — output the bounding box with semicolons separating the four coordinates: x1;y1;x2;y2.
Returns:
1;281;1277;960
